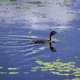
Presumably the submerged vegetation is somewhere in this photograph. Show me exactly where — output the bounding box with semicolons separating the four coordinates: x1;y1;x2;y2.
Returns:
0;60;80;80
72;78;80;80
31;59;80;79
0;67;20;75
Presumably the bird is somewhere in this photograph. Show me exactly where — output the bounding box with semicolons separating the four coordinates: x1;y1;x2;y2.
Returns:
31;31;57;52
31;31;56;44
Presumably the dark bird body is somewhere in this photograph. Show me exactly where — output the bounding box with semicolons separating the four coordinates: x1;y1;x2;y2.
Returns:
32;31;57;52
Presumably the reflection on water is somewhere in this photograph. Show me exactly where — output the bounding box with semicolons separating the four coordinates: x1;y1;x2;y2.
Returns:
0;0;79;80
0;26;80;80
0;33;47;62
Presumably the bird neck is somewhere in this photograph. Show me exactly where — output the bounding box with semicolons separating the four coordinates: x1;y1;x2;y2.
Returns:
50;33;52;41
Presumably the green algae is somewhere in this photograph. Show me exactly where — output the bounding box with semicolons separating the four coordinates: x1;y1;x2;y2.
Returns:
71;78;80;80
0;72;7;74
31;59;80;77
0;66;20;75
64;78;80;80
0;72;19;75
8;72;19;75
8;67;19;70
72;72;80;77
0;0;16;3
31;66;40;72
63;0;74;6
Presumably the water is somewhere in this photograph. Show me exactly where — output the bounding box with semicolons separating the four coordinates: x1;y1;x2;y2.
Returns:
0;24;80;80
0;0;80;80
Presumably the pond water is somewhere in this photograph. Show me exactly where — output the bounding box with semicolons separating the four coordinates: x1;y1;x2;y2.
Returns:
0;24;80;80
0;0;80;80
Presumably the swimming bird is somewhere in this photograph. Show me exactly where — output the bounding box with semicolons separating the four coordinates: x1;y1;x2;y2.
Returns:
31;31;57;52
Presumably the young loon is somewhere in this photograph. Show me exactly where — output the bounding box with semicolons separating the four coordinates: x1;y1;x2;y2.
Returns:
32;31;57;52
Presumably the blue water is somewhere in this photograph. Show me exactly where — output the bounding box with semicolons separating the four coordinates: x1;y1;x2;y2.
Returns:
0;23;80;80
0;0;80;80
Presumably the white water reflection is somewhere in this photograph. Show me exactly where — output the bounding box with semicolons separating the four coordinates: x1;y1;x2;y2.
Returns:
0;33;48;66
0;0;77;31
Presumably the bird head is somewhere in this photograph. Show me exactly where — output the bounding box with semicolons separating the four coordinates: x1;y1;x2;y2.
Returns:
50;31;57;36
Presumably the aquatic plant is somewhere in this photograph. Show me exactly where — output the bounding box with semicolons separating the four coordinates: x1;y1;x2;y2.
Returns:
8;67;19;70
0;67;20;75
0;72;7;74
8;72;19;75
72;78;80;80
31;59;80;77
